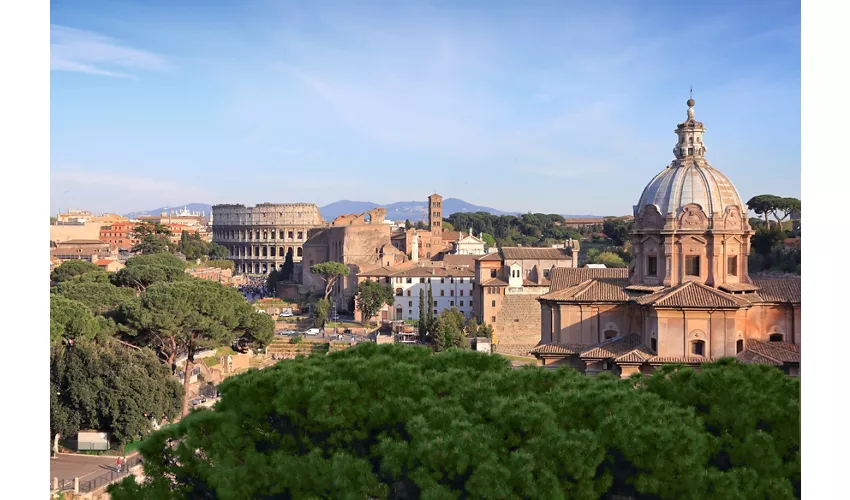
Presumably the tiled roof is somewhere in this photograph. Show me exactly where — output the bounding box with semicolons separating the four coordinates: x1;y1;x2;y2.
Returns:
736;350;781;366
743;340;801;363
390;266;475;278
501;247;573;260
482;278;508;286
615;349;656;363
647;356;707;365
580;333;649;359
358;266;395;277
530;343;589;355
539;277;632;303
751;277;801;303
522;278;550;287
548;267;628;291
625;284;666;293
477;252;502;262
441;231;461;241
94;259;115;266
438;254;479;268
632;281;750;308
717;282;761;293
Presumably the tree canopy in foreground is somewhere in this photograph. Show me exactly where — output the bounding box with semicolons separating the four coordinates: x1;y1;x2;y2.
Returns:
110;345;799;500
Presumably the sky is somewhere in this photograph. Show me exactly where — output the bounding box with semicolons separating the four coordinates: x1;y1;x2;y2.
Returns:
50;0;801;216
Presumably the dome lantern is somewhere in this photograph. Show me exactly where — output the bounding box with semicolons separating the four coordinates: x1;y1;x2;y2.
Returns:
674;98;707;159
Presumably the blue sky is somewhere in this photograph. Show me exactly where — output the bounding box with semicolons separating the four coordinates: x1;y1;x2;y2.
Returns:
50;0;800;216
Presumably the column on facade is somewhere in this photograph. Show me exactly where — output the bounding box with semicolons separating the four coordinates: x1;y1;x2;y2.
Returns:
663;236;674;286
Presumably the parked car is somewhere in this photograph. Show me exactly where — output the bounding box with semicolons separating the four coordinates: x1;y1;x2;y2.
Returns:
257;309;266;314
280;309;294;317
343;328;352;335
305;328;320;336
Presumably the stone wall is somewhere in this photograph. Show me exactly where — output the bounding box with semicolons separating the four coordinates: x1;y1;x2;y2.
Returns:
494;294;543;345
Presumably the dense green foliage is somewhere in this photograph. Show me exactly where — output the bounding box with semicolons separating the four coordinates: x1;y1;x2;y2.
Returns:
50;295;105;346
466;318;494;339
51;339;183;445
602;218;634;247
357;279;396;324
51;281;138;316
177;231;228;261
310;261;350;299
206;259;234;271
119;279;274;415
445;212;582;247
313;297;330;328
585;249;627;268
110;345;800;499
749;226;800;274
432;307;467;351
131;222;174;255
112;253;188;291
50;260;101;284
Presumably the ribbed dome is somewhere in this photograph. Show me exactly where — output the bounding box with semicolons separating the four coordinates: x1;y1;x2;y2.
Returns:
636;159;744;217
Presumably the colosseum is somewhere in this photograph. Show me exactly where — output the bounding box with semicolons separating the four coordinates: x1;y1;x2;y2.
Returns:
211;203;325;275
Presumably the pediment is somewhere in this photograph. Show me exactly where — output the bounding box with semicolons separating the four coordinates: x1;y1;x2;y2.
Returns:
677;204;708;229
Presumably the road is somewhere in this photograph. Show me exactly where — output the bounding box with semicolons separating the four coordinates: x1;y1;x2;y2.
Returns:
50;453;134;481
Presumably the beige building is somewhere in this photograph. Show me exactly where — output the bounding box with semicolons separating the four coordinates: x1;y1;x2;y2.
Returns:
531;99;801;377
473;242;580;349
302;208;406;310
212;203;325;275
50;222;104;246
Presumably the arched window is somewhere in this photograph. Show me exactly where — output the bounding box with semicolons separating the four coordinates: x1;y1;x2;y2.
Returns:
736;339;744;353
689;137;694;144
691;340;705;356
297;247;303;257
769;333;784;342
395;288;403;296
651;337;657;352
406;290;411;296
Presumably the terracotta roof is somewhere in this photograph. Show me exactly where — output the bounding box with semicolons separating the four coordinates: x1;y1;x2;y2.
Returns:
482;278;508;286
359;266;395;277
633;281;750;308
742;340;801;364
501;247;573;260
94;259;115;266
477;252;503;262
717;282;761;293
736;350;781;366
438;254;479;268
624;284;666;293
751;277;801;303
390;266;474;278
647;356;707;365
580;333;650;360
441;231;461;241
539;277;631;303
548;267;628;291
615;349;656;364
530;343;589;355
522;278;550;287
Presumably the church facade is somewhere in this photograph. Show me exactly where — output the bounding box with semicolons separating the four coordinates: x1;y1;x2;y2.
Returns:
531;99;801;377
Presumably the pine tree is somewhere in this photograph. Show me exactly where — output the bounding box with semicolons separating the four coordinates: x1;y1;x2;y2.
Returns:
418;288;426;341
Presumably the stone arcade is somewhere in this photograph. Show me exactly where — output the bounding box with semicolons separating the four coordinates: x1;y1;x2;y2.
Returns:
531;99;801;376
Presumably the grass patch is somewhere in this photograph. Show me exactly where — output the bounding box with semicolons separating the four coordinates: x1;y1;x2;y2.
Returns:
202;357;220;367
497;354;537;364
216;346;236;357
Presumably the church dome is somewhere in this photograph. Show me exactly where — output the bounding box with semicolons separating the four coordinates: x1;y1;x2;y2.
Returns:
634;99;745;219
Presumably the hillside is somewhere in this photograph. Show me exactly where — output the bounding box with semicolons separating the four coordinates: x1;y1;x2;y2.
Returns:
124;200;607;221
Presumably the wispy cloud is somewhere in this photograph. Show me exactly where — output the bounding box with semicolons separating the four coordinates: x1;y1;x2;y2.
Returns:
52;168;209;199
50;25;168;78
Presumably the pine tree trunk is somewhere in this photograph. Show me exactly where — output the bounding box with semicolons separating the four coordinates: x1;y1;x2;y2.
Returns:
181;337;195;417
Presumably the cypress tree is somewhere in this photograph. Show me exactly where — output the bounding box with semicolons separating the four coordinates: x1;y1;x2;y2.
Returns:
426;283;434;335
418;288;426;341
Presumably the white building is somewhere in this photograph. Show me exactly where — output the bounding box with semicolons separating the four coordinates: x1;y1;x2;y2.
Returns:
452;228;487;255
358;264;475;322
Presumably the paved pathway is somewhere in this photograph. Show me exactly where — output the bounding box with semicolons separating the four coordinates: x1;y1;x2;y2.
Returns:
50;453;136;481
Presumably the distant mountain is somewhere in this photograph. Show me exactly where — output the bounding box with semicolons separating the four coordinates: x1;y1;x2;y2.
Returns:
124;201;611;222
319;198;516;221
124;203;212;219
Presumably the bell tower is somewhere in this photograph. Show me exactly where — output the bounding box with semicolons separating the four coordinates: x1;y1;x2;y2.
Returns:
428;193;443;238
